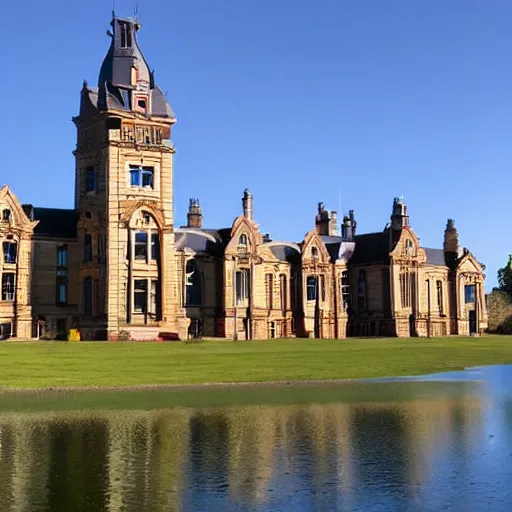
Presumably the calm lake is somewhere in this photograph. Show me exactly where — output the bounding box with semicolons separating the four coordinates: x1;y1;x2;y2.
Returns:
1;366;512;511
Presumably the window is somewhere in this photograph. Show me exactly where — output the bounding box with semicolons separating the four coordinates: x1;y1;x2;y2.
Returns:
134;279;147;313
56;245;68;305
279;274;287;311
151;233;159;261
405;239;413;256
138;99;147;110
130;165;154;189
82;276;92;315
3;241;17;264
400;269;415;309
1;273;15;301
341;271;350;311
120;22;132;48
135;232;147;260
150;280;158;317
185;259;202;306
436;280;444;315
265;274;273;309
57;245;68;268
238;234;248;252
2;209;11;221
357;270;366;311
57;275;67;304
320;275;326;302
86;167;96;193
98;235;105;263
307;276;317;301
84;234;92;262
311;246;319;259
465;284;476;304
235;269;250;305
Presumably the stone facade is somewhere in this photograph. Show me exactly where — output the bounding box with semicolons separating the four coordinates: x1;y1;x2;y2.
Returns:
0;15;488;340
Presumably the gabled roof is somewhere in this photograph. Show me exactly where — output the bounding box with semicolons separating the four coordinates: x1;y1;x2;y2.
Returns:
22;206;78;238
350;231;391;265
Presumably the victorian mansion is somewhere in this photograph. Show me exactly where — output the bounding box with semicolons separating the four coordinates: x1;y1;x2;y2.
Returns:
0;15;487;341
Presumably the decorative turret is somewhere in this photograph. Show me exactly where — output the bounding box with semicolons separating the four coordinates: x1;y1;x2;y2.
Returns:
187;198;203;228
80;13;174;119
390;196;409;231
242;189;253;220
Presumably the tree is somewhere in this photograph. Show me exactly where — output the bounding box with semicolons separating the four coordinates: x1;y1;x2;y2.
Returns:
497;255;512;294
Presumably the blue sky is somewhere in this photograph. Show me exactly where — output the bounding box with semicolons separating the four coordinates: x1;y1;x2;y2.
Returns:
4;0;510;289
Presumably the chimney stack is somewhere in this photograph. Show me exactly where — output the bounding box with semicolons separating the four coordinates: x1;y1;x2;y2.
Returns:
187;198;203;228
390;196;409;231
242;189;253;220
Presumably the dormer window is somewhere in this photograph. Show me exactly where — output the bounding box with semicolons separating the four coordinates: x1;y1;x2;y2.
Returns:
238;234;248;253
119;22;132;48
311;246;319;259
2;209;11;221
405;239;413;256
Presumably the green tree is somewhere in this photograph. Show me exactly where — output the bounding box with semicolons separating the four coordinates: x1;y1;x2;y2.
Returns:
497;255;512;294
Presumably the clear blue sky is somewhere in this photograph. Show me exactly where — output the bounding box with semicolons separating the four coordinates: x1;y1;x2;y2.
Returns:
4;0;510;289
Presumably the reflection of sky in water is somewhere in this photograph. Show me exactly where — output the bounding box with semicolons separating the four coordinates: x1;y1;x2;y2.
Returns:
1;366;512;511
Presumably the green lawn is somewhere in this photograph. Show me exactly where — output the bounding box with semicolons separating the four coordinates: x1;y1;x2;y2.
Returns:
0;336;512;389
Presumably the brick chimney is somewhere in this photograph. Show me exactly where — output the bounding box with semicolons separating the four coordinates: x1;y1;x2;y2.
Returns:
242;189;253;220
187;198;203;228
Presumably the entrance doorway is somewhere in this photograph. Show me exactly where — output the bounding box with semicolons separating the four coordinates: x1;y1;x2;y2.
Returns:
469;310;477;334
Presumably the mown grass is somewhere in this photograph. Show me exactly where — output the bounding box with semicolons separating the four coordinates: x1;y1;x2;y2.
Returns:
0;336;511;389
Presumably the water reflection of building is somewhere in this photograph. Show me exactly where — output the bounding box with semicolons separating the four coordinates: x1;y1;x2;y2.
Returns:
0;391;483;511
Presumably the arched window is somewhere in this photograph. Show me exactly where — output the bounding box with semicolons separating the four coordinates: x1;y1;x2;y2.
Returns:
311;246;319;259
186;259;202;306
307;276;317;301
265;273;273;309
436;280;444;314
2;209;11;221
132;212;159;263
235;268;250;305
280;274;287;311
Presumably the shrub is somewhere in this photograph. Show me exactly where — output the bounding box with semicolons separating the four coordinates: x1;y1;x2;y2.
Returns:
486;291;512;334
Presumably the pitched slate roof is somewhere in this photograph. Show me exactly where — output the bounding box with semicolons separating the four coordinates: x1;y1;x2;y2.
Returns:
267;243;301;263
423;247;447;267
25;207;79;238
350;231;391;265
175;228;232;255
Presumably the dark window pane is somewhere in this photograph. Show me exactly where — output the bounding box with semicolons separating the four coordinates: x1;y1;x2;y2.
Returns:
83;277;92;314
57;246;68;267
3;242;17;264
151;233;159;260
84;234;93;262
142;168;153;188
86;167;96;192
1;273;15;301
307;276;317;301
134;279;147;312
130;168;140;186
465;284;476;304
135;232;147;260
